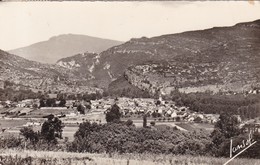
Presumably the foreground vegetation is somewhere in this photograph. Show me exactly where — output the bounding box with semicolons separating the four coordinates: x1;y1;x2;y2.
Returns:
1;149;260;165
1;103;260;159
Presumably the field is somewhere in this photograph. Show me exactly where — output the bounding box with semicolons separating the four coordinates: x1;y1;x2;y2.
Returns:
175;123;214;132
0;149;260;165
0;107;214;142
0;107;105;140
0;119;28;128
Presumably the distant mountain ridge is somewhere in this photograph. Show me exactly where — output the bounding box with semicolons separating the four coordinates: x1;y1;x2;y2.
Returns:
8;34;123;64
94;19;260;92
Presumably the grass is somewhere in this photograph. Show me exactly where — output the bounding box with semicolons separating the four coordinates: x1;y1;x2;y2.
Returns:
175;123;214;132
175;123;197;131
0;149;260;165
27;108;75;118
0;119;28;128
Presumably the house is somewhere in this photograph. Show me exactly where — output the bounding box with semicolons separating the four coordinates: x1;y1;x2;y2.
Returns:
48;94;58;99
5;100;11;105
171;111;177;118
204;114;219;123
242;123;260;133
17;102;26;108
23;122;41;127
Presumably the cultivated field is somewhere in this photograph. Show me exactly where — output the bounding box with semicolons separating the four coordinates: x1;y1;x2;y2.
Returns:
0;149;260;165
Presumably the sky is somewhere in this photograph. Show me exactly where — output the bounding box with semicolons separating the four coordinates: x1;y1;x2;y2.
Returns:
0;1;260;50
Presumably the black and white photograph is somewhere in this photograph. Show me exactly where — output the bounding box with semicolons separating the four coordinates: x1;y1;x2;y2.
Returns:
0;1;260;164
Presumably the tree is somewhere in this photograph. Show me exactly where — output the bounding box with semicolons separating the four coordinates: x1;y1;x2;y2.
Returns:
210;112;241;157
242;132;260;158
46;98;56;107
150;121;156;126
41;115;64;143
77;104;85;114
105;104;121;122
32;104;38;109
39;99;45;107
143;114;147;128
125;119;134;126
102;91;109;97
214;113;240;139
85;104;91;110
20;127;39;145
59;98;66;107
155;100;161;106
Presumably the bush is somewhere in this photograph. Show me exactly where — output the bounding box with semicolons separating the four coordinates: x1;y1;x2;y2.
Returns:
125;119;134;126
0;136;22;148
150;121;156;126
68;121;211;155
20;127;39;144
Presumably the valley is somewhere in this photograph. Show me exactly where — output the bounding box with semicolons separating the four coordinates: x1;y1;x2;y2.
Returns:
0;18;260;164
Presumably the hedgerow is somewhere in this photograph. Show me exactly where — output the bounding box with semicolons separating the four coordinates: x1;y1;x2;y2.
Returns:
67;121;211;155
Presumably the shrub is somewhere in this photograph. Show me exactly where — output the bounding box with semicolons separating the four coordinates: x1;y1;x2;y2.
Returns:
20;127;39;144
0;135;22;148
150;121;156;126
125;119;134;126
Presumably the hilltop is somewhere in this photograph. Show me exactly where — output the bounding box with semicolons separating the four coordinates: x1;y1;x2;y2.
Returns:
8;34;123;64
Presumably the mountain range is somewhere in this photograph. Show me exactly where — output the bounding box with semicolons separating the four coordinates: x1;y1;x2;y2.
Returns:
8;34;123;64
0;49;100;93
1;20;260;94
95;19;260;93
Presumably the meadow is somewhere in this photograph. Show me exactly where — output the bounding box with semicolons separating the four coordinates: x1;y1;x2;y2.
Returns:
0;149;260;165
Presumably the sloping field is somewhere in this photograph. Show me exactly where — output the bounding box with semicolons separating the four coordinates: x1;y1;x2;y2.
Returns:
176;123;214;132
175;123;197;131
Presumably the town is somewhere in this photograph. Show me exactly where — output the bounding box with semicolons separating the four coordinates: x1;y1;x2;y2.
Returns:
0;91;222;140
